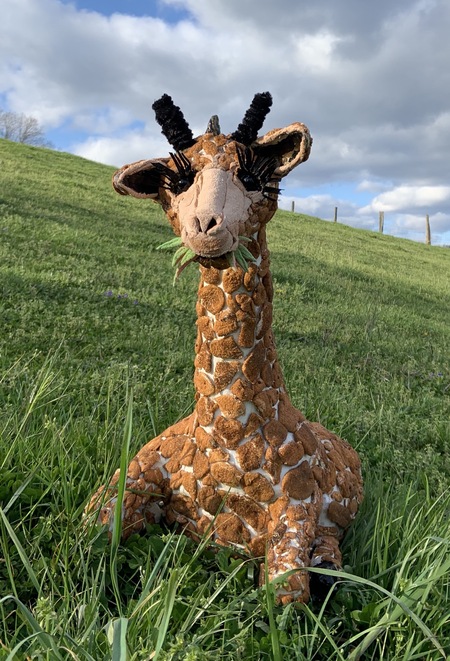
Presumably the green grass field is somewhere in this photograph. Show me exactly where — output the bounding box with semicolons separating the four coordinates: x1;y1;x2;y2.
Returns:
0;139;449;660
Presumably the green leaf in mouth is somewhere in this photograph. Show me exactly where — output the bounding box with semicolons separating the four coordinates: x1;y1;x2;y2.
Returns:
156;235;257;284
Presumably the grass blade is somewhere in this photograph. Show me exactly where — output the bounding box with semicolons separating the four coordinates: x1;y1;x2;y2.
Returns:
153;569;178;661
111;617;129;661
110;391;134;614
0;508;40;593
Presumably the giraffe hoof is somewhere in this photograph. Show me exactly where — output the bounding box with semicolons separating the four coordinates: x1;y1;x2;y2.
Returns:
310;561;340;602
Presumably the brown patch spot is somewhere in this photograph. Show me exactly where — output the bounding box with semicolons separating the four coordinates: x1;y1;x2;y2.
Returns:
349;499;359;515
268;496;289;521
260;361;273;388
169;494;199;521
262;273;273;302
195;427;215;451
230;378;254;401
242;341;265;382
197;514;213;535
209;448;229;462
195;343;212;371
179;440;196;466
294;424;318;455
222;268;243;293
272;362;284;388
215;394;245;419
199;284;225;314
164;454;181;474
235;293;254;313
200;266;221;284
160;436;187;458
263;452;283;483
210;462;243;486
197;486;222;516
215;512;251;544
327;501;352;528
278;396;306;432
278;441;304;466
196;301;206;317
238;316;257;348
286;504;309;527
137;448;160;470
245;412;264;435
196;316;215;340
170;470;197;499
214;310;238;336
253;391;275;419
242;472;275;501
143;467;164;486
263;419;288;446
328;449;347;472
127;459;141;480
210;336;242;359
252;281;266;306
227;494;269;531
281;461;315;500
236;434;265;471
226;294;239;312
196;397;218;425
214;360;240;390
194;371;215;396
213;416;244;449
193;450;209;479
248;534;268;557
243;264;257;291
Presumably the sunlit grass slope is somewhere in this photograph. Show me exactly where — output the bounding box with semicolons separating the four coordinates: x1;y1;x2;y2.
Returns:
0;139;449;659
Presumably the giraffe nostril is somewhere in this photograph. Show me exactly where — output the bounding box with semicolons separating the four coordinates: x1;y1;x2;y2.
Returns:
205;217;218;233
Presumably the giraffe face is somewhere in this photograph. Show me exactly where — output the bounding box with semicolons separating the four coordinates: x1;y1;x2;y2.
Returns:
112;96;312;264
163;135;277;259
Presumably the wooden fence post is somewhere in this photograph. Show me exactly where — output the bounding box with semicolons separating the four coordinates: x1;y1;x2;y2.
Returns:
379;211;384;233
334;207;338;223
425;214;431;245
291;200;295;213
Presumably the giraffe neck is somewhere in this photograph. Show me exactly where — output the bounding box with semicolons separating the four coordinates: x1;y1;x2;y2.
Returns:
192;226;306;462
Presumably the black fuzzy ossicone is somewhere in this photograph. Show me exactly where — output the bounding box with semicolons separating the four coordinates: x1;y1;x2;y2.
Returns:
152;94;195;152
231;92;273;145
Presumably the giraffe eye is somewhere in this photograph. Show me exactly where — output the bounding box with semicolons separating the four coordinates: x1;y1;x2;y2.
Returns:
170;151;195;195
153;151;195;195
236;145;281;199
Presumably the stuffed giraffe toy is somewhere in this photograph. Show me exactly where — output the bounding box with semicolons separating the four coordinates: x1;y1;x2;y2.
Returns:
88;92;363;604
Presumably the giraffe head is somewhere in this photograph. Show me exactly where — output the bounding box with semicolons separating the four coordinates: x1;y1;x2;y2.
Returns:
113;93;312;267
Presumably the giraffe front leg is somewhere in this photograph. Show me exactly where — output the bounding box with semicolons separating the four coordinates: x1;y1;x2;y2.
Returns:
86;445;171;539
264;516;316;605
309;534;343;600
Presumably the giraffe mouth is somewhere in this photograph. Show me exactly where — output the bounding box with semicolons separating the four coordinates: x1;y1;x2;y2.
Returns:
196;253;233;270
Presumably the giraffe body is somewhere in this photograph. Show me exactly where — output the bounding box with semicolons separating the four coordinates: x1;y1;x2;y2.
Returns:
88;94;363;603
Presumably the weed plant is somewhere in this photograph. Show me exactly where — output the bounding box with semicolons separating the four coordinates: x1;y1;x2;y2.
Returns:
0;140;449;659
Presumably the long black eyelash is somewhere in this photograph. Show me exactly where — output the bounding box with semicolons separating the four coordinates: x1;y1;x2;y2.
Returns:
152;151;195;194
170;151;194;182
236;145;282;200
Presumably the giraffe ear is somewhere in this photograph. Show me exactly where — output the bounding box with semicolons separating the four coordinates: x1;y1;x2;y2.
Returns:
112;158;170;199
253;122;312;177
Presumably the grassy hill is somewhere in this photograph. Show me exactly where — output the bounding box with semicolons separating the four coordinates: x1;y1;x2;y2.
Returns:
0;139;449;659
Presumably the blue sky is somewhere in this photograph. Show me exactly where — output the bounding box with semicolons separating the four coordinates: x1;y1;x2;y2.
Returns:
2;0;450;245
59;0;191;22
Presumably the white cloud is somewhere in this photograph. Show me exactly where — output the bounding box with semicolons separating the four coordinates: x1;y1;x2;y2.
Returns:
362;185;450;213
72;130;169;166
